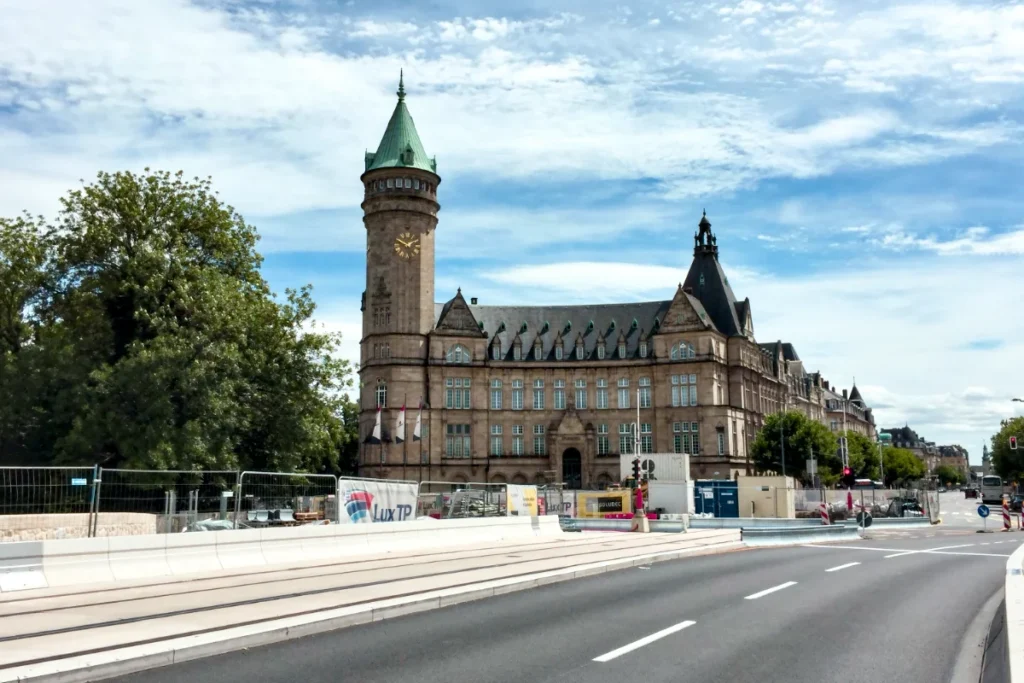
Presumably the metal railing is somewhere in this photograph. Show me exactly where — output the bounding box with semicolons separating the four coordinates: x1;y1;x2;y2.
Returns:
418;481;507;519
235;471;339;526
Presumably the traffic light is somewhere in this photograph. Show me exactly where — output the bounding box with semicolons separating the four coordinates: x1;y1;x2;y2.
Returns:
632;457;641;482
841;466;855;488
1012;436;1018;451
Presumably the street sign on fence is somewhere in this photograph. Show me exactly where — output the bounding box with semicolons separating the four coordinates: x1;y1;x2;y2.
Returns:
70;478;88;486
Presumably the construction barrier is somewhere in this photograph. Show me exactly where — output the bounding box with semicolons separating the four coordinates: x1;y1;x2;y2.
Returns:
742;524;862;546
1006;500;1012;532
0;516;564;593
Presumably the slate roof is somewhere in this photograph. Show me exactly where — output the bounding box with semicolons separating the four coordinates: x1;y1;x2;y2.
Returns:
758;341;801;363
364;73;438;175
682;213;743;337
849;384;863;404
433;300;673;361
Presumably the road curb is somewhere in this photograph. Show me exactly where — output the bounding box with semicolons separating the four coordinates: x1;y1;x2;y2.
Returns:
0;538;743;683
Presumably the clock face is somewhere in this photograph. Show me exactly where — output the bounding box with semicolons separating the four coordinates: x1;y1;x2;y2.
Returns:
393;232;420;259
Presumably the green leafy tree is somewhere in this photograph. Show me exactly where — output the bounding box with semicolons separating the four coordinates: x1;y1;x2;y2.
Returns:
750;411;839;484
0;170;354;471
843;430;881;481
934;464;965;486
880;447;926;487
992;416;1024;483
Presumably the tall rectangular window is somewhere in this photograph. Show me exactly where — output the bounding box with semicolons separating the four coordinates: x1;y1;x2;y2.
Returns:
640;422;653;453
639;377;652;408
512;425;524;456
533;379;545;410
617;378;630;409
490;424;503;456
554;379;566;410
673;422;692;454
512;379;524;410
574;378;587;410
619;423;633;454
533;424;546;455
672;374;698;407
717;431;726;456
691;422;700;454
490;379;503;410
597;424;609;455
596;379;608;409
445;378;471;409
445;424;471;458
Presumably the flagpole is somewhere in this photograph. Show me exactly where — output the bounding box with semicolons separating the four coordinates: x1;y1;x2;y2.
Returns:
403;394;408;481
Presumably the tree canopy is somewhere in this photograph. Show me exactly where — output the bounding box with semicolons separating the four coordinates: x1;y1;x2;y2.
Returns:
0;170;354;472
880;446;926;487
934;464;965;486
992;416;1024;483
750;411;839;484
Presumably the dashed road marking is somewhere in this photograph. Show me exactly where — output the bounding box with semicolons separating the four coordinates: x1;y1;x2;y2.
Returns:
825;562;860;573
593;621;696;662
745;581;798;600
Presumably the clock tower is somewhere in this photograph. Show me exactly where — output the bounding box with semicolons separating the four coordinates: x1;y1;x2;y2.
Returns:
359;73;440;426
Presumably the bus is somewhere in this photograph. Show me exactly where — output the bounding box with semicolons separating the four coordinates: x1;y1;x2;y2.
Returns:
980;475;1005;505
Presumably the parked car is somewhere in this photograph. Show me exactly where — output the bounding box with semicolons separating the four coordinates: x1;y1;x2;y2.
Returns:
965;488;978;499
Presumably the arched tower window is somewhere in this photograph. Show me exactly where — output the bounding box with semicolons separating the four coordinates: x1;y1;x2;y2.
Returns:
446;344;471;364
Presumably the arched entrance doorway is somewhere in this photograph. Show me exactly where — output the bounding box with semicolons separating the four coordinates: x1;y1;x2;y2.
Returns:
562;448;582;489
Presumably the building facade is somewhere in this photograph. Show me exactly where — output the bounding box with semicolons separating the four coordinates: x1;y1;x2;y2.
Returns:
880;425;970;478
358;79;875;487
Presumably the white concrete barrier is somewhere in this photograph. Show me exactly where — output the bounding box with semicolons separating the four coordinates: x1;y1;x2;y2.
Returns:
0;516;565;593
166;533;223;575
108;534;172;582
214;529;266;570
0;540;46;592
1005;540;1024;683
43;537;115;588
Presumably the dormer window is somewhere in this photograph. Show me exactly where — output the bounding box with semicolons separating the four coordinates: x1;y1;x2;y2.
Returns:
491;342;501;360
555;345;564;361
534;340;543;360
575;342;584;360
513;344;522;361
639;341;648;358
597;344;606;360
618;341;627;358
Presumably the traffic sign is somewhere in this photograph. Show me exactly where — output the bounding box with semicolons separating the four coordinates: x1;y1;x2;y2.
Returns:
978;505;990;518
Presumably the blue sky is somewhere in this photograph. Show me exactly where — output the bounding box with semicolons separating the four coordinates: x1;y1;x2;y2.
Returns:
2;0;1023;461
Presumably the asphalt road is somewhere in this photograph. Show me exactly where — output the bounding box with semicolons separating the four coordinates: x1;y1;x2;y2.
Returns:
109;532;1016;683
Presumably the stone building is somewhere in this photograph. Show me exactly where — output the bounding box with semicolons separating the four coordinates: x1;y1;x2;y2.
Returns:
822;382;877;440
357;78;871;487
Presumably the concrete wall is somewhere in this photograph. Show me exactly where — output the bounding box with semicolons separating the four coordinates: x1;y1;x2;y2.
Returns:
0;514;158;543
737;476;796;518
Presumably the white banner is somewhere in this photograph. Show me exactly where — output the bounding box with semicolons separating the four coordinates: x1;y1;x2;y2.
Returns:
339;479;418;523
507;484;538;517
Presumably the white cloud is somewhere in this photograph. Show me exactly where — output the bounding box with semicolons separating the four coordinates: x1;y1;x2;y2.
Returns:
0;0;1020;226
876;226;1024;255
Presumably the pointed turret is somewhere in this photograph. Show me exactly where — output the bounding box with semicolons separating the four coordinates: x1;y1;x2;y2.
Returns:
364;72;438;174
682;210;742;336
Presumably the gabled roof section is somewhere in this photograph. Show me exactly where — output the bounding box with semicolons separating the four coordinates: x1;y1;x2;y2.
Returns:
434;289;485;337
682;212;743;337
659;284;718;334
434;300;670;360
364;72;438;175
734;298;754;339
849;384;863;404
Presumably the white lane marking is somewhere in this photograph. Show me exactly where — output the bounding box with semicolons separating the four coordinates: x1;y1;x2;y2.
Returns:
982;543;991;546
884;543;976;559
825;562;861;573
801;543;1006;558
593;621;696;662
745;581;798;600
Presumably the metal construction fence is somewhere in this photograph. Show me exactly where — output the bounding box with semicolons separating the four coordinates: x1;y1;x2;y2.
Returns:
0;464;946;542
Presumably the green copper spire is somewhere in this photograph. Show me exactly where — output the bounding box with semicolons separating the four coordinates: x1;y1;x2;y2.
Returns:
364;72;437;174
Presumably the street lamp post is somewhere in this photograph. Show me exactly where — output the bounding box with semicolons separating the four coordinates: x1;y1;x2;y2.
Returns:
779;410;786;478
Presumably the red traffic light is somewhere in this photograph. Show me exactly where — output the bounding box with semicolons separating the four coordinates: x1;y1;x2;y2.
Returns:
843;467;851;476
1012;436;1019;451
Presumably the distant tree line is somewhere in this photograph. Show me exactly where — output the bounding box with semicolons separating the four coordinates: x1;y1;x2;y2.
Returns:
750;411;926;487
0;170;359;474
